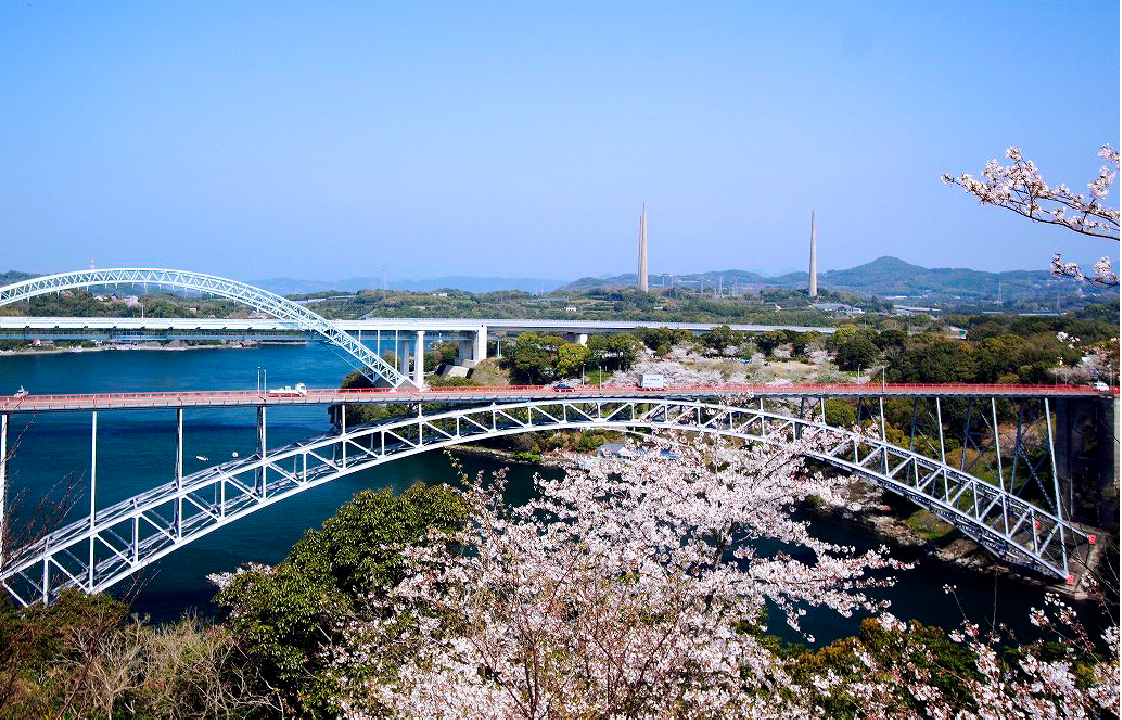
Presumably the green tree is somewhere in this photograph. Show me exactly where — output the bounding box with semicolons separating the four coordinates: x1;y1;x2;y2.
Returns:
587;333;640;370
787;331;810;357
508;332;563;383
835;336;880;371
875;329;909;352
824;399;858;428
555;342;591;379
755;330;787;357
218;484;466;716
699;325;737;354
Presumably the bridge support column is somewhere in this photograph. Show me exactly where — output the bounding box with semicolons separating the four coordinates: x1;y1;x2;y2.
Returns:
457;326;488;368
89;411;97;591
256;406;267;498
564;332;588;345
399;342;410;380
175;409;183;538
0;413;6;567
1053;397;1119;526
413;331;425;389
475;325;487;361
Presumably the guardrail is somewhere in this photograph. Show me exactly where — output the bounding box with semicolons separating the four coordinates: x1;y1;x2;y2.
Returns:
0;382;1113;412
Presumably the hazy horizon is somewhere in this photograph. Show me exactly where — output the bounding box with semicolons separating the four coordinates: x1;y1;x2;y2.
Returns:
1;2;1118;281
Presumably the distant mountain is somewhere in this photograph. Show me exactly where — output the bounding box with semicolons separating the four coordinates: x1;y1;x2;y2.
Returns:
558;256;1110;302
254;276;568;295
0;270;37;284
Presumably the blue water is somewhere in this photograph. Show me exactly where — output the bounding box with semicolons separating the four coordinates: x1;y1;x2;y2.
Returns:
0;344;1104;646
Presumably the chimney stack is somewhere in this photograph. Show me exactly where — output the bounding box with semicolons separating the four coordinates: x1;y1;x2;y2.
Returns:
638;203;649;292
808;211;818;298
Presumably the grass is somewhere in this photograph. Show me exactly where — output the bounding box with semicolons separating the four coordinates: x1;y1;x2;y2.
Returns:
468;358;511;386
905;509;955;541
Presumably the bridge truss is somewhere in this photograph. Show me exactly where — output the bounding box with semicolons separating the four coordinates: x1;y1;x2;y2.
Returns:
0;397;1090;607
0;268;409;387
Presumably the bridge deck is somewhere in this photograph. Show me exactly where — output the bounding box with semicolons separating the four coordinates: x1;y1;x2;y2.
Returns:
0;383;1111;412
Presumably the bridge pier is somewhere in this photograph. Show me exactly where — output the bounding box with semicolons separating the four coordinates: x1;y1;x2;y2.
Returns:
564;332;589;345
1053;397;1118;527
413;331;425;388
89;411;97;591
0;413;7;566
398;342;411;379
455;325;488;368
256;407;267;498
175;409;183;538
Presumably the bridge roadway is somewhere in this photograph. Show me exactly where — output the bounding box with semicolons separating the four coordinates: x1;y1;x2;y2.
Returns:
0;316;835;335
0;382;1109;413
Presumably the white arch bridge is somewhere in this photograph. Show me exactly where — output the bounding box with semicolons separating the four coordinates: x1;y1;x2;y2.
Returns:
0;268;410;387
0;397;1093;606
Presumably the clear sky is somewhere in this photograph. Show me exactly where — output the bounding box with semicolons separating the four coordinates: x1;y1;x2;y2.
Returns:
1;1;1118;281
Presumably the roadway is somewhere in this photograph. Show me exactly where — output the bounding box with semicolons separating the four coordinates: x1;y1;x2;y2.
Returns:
0;383;1111;413
0;316;836;335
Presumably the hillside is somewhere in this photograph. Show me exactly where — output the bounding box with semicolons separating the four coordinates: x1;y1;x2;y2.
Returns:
0;270;37;284
559;256;1108;303
255;275;567;295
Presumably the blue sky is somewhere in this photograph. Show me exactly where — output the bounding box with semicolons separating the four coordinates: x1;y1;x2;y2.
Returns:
1;1;1117;281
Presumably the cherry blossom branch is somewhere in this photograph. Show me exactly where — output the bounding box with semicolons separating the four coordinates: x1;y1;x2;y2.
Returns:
945;144;1120;288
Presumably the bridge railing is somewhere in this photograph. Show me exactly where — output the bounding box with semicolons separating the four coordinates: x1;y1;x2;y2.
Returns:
0;382;1112;410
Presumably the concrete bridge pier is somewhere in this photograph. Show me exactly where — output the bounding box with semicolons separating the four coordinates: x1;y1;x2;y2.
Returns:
412;331;425;388
563;331;588;345
398;342;411;381
457;325;488;368
1053;396;1118;527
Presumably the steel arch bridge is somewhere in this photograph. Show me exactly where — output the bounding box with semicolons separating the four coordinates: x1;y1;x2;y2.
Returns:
0;268;409;387
0;397;1088;607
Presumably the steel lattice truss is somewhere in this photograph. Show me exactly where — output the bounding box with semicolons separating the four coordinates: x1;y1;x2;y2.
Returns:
0;268;409;387
0;398;1087;606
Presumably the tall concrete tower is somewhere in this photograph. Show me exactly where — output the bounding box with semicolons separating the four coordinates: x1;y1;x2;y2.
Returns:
808;211;818;298
638;203;649;292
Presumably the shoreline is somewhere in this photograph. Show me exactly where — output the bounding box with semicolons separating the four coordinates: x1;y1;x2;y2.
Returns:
0;341;304;357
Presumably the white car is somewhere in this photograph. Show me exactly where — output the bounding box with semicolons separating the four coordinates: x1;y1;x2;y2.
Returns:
1093;381;1110;392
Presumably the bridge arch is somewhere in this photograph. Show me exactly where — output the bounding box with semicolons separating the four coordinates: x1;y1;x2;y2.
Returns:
0;398;1086;606
0;268;408;387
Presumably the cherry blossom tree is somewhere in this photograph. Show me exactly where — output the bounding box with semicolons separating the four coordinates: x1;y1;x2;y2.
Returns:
308;429;1117;717
330;430;908;717
944;145;1120;287
810;589;1119;719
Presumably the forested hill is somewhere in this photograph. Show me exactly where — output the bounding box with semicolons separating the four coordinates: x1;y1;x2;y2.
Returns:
0;270;36;284
561;255;1109;302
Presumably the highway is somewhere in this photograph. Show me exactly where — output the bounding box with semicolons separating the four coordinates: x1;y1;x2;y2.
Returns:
0;316;836;335
0;383;1111;413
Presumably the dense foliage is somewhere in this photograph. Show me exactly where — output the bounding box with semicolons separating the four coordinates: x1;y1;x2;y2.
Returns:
502;331;639;383
0;591;274;718
217;483;467;716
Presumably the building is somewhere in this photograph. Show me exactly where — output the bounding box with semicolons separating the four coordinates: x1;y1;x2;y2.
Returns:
893;304;942;316
812;302;864;315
